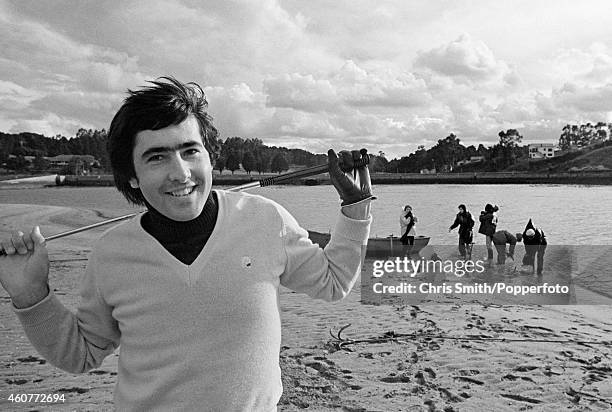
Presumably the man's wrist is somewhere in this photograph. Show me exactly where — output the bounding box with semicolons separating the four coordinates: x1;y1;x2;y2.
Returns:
11;284;50;309
341;200;371;220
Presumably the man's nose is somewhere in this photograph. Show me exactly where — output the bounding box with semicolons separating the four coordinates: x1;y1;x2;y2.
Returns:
168;156;191;181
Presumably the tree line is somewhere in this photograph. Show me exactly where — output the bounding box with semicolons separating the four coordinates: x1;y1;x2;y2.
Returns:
374;129;525;173
1;122;609;175
0;130;327;174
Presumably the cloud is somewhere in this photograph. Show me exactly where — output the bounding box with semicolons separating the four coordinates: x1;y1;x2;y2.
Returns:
264;74;340;112
4;1;612;159
263;60;431;114
528;44;612;123
414;34;515;84
551;83;612;113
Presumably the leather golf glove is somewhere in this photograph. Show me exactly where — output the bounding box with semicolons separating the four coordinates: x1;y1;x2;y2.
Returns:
328;148;375;206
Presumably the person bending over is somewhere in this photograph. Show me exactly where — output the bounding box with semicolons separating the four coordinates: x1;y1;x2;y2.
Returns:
520;219;547;275
491;230;518;265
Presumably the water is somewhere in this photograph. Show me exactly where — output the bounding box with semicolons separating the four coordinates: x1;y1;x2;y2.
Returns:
1;184;611;245
2;183;612;300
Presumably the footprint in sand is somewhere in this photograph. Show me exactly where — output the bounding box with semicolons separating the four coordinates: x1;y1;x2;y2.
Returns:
5;378;28;385
424;367;437;378
57;387;90;394
17;355;46;365
453;376;484;385
380;373;411;383
514;365;539;372
502;374;536;383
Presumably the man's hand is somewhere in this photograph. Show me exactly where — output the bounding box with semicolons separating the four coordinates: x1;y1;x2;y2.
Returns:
0;226;50;308
328;148;375;207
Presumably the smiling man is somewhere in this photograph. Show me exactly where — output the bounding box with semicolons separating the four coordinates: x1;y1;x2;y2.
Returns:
130;116;213;222
0;77;374;411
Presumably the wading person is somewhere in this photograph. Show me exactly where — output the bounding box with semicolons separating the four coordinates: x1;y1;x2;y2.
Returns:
478;203;498;261
399;205;417;254
0;77;374;411
448;204;474;259
520;219;547;275
491;230;518;265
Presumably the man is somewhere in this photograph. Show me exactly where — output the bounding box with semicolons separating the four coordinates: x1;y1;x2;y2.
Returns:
448;204;474;259
520;219;547;275
478;203;498;261
0;77;373;411
491;230;518;265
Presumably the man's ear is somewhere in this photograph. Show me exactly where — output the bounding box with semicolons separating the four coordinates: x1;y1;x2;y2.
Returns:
129;177;139;189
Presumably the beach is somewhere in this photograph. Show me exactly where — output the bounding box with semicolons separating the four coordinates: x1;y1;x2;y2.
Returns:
1;203;611;411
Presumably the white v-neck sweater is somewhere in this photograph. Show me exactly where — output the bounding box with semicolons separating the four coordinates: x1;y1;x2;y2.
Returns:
15;190;371;411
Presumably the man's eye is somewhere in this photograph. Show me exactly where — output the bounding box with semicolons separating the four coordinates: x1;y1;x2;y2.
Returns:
184;148;200;156
147;154;164;162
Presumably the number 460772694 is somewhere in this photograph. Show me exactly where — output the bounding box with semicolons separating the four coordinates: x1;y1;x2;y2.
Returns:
7;393;66;403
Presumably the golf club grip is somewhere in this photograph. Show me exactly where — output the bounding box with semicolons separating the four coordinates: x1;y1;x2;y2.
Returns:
259;155;370;187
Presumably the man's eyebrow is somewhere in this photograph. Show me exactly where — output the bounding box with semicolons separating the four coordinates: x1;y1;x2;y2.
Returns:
140;141;203;158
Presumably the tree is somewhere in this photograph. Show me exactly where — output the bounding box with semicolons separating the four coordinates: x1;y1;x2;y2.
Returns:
497;129;523;168
6;155;28;171
270;153;289;174
254;151;271;174
215;156;226;174
225;152;240;174
559;124;572;150
370;154;388;173
241;152;255;174
32;154;49;171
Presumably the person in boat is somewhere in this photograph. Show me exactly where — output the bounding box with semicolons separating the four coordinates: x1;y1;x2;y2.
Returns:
478;203;498;261
0;77;374;412
448;204;474;259
520;219;547;275
399;204;418;248
491;230;519;265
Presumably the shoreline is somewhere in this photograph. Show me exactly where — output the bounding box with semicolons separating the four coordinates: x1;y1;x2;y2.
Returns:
3;170;609;187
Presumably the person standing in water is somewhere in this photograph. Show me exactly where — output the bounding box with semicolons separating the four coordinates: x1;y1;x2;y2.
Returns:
478;203;498;261
399;205;417;254
448;204;474;259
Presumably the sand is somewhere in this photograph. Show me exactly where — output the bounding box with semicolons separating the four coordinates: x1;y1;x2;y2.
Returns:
1;205;611;411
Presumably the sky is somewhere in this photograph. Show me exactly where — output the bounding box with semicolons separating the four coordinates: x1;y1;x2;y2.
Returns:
2;0;612;159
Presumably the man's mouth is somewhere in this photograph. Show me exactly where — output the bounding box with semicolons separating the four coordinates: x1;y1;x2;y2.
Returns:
167;186;197;197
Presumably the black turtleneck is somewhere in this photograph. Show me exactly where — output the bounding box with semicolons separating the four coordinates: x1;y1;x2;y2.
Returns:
141;191;219;265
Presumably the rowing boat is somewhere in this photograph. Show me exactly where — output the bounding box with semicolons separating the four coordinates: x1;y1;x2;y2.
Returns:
307;231;430;258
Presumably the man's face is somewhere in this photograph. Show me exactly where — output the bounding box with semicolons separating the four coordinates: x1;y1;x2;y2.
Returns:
130;115;212;221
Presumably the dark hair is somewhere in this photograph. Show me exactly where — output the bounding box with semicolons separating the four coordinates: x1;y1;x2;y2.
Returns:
108;76;221;205
458;204;466;212
485;203;493;213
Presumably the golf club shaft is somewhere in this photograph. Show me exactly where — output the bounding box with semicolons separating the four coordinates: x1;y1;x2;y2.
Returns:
1;157;370;254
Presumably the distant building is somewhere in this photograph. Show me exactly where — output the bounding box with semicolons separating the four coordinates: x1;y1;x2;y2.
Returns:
528;143;558;159
46;154;97;167
456;156;485;166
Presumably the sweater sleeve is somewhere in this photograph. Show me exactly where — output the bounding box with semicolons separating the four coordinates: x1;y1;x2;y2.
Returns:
14;251;120;373
279;206;371;302
449;215;460;230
